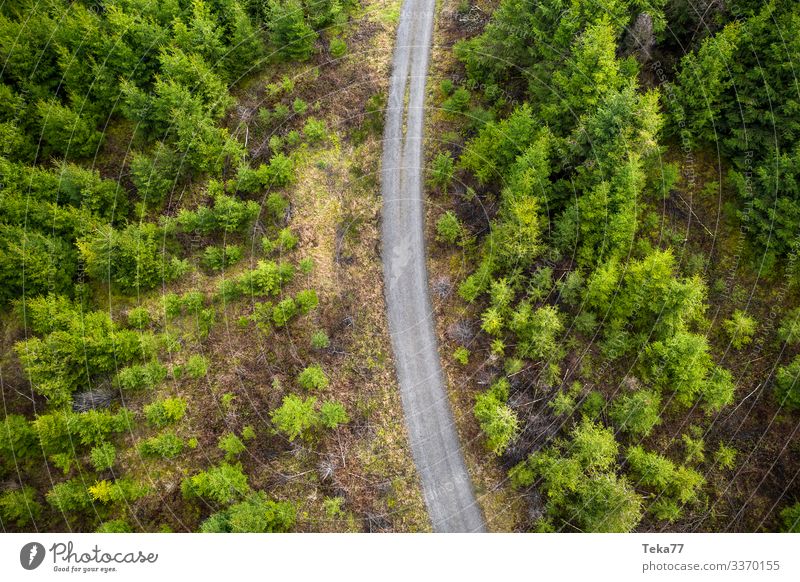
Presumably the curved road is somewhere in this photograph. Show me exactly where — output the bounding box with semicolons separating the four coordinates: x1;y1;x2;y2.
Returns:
381;0;486;532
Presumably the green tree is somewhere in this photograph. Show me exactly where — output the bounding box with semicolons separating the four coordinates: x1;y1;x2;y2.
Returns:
181;463;250;505
429;152;455;191
271;394;318;441
0;487;42;528
610;389;661;437
474;389;519;456
775;355;800;410
297;364;329;391
724;310;757;349
269;0;316;61
90;442;116;471
200;492;295;532
144;397;188;428
320;400;349;429
435;211;463;245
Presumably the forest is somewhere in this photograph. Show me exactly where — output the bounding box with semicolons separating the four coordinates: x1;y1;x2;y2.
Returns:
1;0;800;533
0;0;431;533
426;0;800;531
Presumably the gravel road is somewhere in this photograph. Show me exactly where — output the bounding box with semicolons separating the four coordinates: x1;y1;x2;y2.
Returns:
381;0;486;533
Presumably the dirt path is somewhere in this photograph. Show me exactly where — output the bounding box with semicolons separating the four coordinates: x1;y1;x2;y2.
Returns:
380;0;485;533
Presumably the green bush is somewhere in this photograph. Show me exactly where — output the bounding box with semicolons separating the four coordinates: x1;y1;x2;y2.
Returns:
436;211;463;245
329;37;347;58
96;519;133;533
47;479;93;513
453;346;470;365
780;503;800;532
78;223;186;293
724;310;757;349
0;414;39;466
90;442;116;471
201;245;243;271
272;297;298;327
144;397;187;428
139;432;185;459
778;308;800;345
474;389;518;456
610;389;661;437
714;443;737;470
182;463;250;505
200;492;295;532
295;289;319;314
218;433;246;461
775;355;800;410
89;478;149;504
311;330;330;349
116;361;168;391
127;307;151;329
271;394;318;442
297;364;329;391
320;400;349;429
0;487;42;528
429;152;455;191
184;354;209;379
303;118;328;143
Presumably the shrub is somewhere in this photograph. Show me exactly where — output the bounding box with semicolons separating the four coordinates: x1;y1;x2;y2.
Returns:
297;364;329;391
329;37;347;58
47;479;93;512
265;193;289;219
453;346;470;365
200;492;295;532
0;487;42;528
569;419;618;472
78;223;185;293
724;310;757;349
276;228;299;251
292;98;308;115
181;463;250;505
89;478;149;503
626;445;705;505
271;394;318;442
0;414;39;465
139;432;184;458
435;211;463;245
90;442;116;471
323;496;345;518
610;389;661;437
295;289;319;314
184;354;209;379
272;297;298;326
780;503;800;532
96;519;133;533
714;443;737;470
474;389;518;455
218;433;246;461
549;382;582;416
320;400;349;429
303;118;327;143
777;308;800;345
127;307;151;329
442;87;470;114
311;330;330;349
116;361;168;391
429;152;455;190
682;432;706;464
775;355;800;409
201;245;243;271
144;397;187;428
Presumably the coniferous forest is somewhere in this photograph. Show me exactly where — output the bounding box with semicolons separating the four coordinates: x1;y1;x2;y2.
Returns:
1;0;799;534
